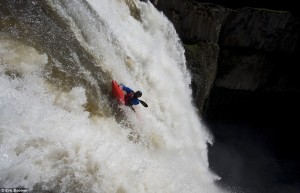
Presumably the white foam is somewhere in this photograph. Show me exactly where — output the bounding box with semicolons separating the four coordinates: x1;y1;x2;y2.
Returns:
0;1;225;192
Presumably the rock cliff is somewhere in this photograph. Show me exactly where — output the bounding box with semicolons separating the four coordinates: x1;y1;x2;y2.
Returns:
150;0;300;117
149;1;300;191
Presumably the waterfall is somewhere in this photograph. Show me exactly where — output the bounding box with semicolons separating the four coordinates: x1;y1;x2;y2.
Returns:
0;0;225;192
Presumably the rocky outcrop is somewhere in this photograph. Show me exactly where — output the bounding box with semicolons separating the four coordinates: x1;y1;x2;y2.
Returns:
184;43;219;112
149;1;229;113
220;8;296;53
150;1;229;43
151;1;298;52
150;2;300;191
216;8;299;93
150;0;300;116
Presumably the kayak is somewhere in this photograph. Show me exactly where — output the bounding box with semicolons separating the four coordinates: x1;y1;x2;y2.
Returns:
111;80;125;105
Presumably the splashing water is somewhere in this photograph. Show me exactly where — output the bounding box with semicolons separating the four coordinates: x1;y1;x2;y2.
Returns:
0;0;225;192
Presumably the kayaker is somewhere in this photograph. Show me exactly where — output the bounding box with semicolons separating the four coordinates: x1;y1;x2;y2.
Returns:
120;83;142;111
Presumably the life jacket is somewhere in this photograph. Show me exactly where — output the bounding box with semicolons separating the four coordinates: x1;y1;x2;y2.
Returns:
124;92;134;106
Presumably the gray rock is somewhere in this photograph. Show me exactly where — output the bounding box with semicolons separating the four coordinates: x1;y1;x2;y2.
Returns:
150;0;300;115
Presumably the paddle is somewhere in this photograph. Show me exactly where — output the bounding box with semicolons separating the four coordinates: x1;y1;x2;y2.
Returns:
139;99;148;107
131;106;136;112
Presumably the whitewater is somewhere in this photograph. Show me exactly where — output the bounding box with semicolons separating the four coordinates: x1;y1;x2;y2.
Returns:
0;0;225;192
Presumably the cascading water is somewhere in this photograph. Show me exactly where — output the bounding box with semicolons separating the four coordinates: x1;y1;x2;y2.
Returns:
0;0;226;192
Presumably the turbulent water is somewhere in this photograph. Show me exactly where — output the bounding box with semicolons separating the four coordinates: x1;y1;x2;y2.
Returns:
0;0;225;192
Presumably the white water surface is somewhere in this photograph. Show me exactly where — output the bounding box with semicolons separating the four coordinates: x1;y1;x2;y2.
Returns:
0;1;225;192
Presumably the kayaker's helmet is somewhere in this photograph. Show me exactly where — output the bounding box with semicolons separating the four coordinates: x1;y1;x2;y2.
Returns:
135;91;142;98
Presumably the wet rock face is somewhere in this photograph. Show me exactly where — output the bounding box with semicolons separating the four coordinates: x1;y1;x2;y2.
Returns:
219;8;297;53
151;0;298;53
151;2;300;192
184;43;219;112
150;0;299;116
151;0;229;43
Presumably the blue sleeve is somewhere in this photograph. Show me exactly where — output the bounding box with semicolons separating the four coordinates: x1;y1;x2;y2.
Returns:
121;84;134;93
131;98;140;105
